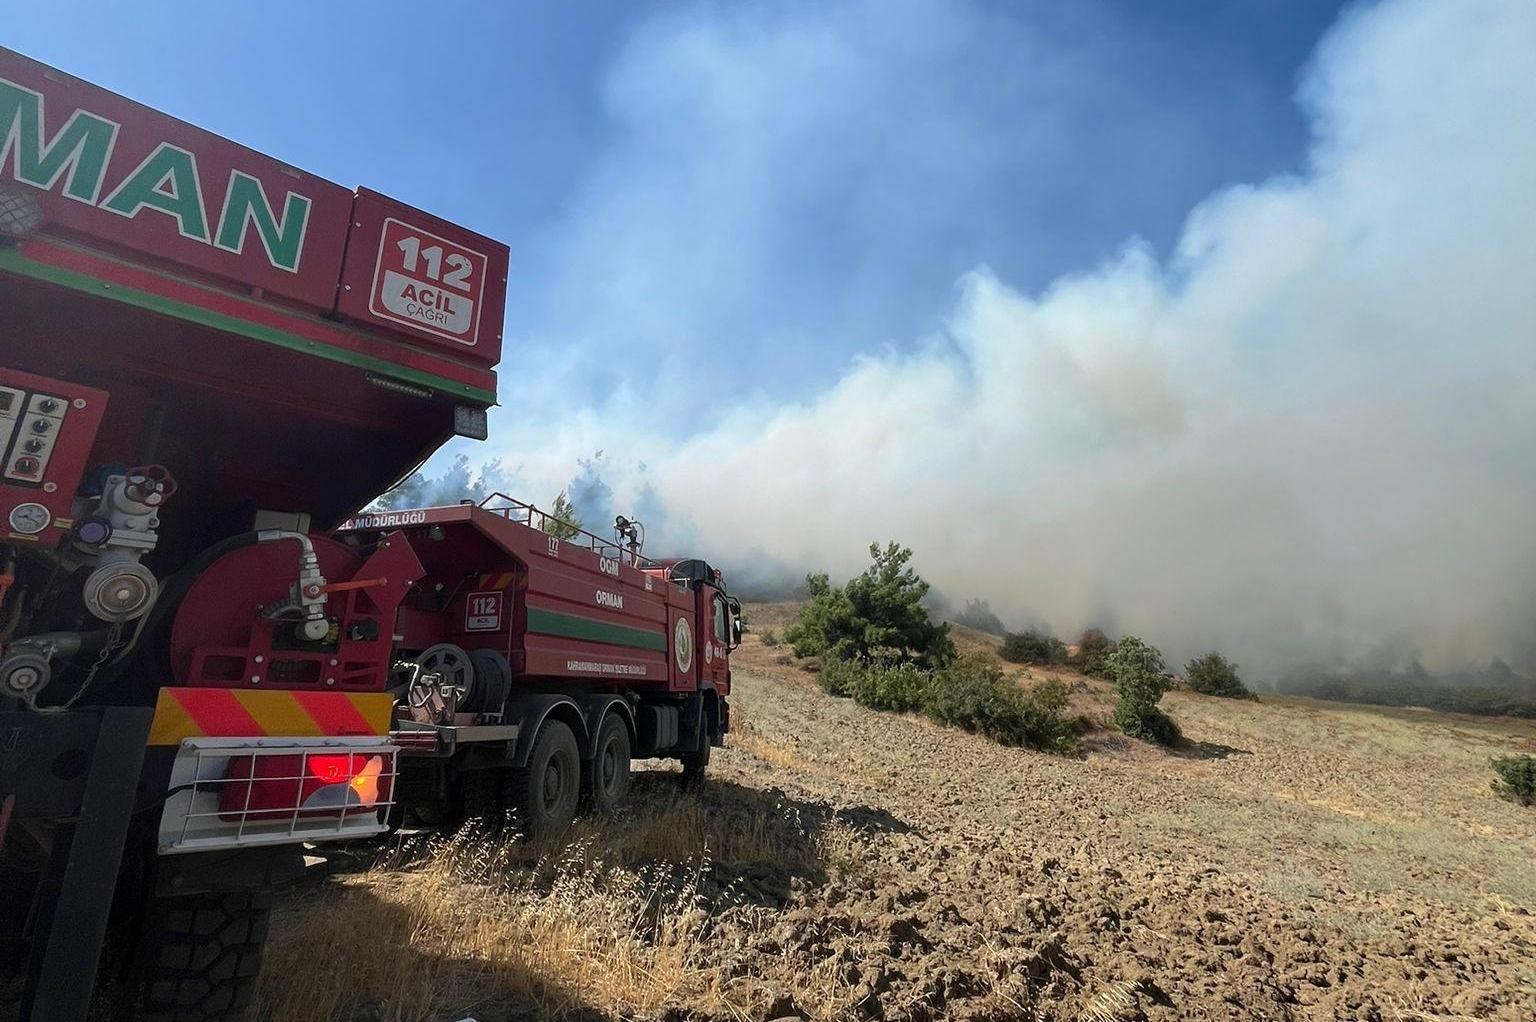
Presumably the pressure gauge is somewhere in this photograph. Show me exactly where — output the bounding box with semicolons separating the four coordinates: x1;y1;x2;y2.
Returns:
8;502;51;535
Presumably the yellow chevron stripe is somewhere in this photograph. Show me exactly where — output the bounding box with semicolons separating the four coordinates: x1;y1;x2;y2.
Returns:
146;689;397;744
348;693;395;733
147;691;200;745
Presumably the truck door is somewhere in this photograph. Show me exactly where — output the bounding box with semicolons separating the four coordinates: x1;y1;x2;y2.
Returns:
698;587;731;692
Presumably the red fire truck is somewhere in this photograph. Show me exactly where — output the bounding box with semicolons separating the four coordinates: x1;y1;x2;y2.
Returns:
333;499;738;834
0;47;735;1021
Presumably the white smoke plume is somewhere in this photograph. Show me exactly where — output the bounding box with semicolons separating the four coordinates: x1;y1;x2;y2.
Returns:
495;0;1536;677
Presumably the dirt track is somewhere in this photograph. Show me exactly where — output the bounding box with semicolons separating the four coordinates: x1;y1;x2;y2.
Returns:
694;625;1536;1021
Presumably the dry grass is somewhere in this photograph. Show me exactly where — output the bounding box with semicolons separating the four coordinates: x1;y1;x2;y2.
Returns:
256;775;862;1022
257;835;714;1022
550;784;825;876
729;725;815;777
1078;979;1138;1022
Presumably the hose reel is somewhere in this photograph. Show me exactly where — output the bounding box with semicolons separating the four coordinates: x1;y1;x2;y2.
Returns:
407;644;512;722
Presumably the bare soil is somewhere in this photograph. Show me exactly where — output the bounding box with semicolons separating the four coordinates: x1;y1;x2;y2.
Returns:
261;604;1536;1021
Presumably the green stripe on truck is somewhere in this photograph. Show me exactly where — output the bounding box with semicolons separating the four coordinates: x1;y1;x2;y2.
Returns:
525;607;668;652
0;246;498;405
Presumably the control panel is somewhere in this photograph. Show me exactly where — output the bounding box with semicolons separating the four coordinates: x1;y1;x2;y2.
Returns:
1;368;108;548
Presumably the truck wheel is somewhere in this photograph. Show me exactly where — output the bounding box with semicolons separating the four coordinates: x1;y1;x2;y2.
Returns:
680;739;711;787
585;714;632;814
509;719;580;838
134;891;269;1022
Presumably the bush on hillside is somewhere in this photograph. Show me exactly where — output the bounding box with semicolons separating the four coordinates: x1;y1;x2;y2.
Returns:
1029;676;1072;715
1108;635;1180;746
817;656;858;698
817;654;1078;754
1112;702;1182;745
858;659;930;714
1186;652;1255;700
785;543;956;668
953;598;1006;637
1073;627;1116;678
1491;755;1536;806
1001;629;1068;666
926;656;1080;753
1282;668;1536;719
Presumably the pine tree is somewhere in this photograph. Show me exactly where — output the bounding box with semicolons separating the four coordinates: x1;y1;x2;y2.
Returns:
541;489;584;540
785;542;956;668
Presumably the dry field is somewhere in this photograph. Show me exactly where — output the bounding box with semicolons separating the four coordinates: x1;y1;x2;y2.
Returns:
259;604;1536;1021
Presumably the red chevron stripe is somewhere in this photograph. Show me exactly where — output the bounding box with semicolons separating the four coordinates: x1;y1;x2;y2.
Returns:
290;690;378;736
173;688;264;737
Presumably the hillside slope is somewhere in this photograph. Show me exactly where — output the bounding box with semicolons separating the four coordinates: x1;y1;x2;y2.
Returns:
258;609;1536;1021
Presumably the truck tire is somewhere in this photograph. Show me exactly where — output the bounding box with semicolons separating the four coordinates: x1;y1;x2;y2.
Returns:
134;890;269;1022
680;739;710;787
585;713;632;814
509;719;580;838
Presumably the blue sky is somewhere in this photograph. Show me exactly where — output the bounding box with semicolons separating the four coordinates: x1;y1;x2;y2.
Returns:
7;0;1347;411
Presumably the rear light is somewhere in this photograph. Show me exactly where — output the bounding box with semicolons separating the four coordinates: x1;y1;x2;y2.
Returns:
219;750;393;821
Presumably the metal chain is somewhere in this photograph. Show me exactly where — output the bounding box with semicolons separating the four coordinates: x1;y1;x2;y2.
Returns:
21;619;126;715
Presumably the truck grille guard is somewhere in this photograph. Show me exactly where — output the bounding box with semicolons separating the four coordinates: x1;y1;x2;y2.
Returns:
157;736;397;854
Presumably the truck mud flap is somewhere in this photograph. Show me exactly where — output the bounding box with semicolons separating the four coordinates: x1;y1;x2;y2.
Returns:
4;706;153;1022
676;693;706;753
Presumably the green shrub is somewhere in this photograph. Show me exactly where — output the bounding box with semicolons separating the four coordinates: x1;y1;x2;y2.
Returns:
1073;627;1115;677
925;656;1079;753
1282;668;1536;719
1000;629;1068;665
1113;703;1182;745
1108;635;1180;746
819;653;1078;753
851;658;930;714
818;657;860;698
818;657;928;713
1185;652;1254;700
1028;676;1072;714
785;543;956;668
1491;755;1536;806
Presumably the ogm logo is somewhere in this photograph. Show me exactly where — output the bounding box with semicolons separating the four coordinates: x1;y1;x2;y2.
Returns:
673;617;693;673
